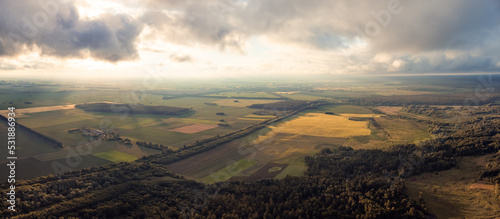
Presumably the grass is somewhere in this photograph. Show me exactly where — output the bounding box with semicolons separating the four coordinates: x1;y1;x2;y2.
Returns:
244;114;276;118
318;105;375;114
93;151;138;163
273;149;312;178
202;159;258;183
268;166;283;173
280;93;327;100
180;118;220;125
166;104;431;183
266;113;371;138
344;116;432;149
0;122;60;158
338;113;380;118
17;97;265;149
169;124;218;134
212;99;281;107
9;155;112;180
0;89;166;109
375;117;431;143
207;92;280;98
376;106;403;115
275;165;308;179
406;156;500;218
237;117;267;121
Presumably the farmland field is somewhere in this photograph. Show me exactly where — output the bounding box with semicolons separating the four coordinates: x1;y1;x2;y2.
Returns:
279;93;328;100
376;106;403;115
94;151;138;163
257;113;373;139
166;103;438;183
212;99;282;107
17;97;268;148
167;104;380;182
4;93;284;179
207;92;280;98
169;124;218;134
202;158;258;183
0;104;75;118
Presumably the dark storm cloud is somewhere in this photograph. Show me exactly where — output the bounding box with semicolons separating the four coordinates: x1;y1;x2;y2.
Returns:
367;0;500;52
142;0;500;52
0;0;143;62
236;0;500;53
136;0;500;72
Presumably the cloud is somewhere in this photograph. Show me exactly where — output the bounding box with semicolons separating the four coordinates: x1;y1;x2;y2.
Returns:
140;0;245;53
0;62;19;71
139;0;500;73
170;53;193;63
0;0;143;62
2;0;500;74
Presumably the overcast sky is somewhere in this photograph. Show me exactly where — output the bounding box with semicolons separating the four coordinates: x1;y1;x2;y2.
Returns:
1;0;500;79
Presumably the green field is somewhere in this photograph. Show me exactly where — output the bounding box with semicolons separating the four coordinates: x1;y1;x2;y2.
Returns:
202;159;258;183
280;93;328;100
213;99;281;107
5;94;279;180
0;80;451;183
94;151;138;163
207;92;281;98
316;105;375;114
17;97;266;149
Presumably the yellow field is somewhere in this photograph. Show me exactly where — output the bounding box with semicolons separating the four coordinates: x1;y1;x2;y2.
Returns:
338;113;380;118
212;99;280;107
375;106;402;115
0;104;75;117
237;117;267;121
264;113;371;138
244;114;276;118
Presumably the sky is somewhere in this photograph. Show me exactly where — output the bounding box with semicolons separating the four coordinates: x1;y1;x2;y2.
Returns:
0;0;500;79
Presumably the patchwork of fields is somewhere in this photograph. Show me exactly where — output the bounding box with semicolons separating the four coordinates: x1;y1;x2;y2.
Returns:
169;124;218;134
167;105;394;183
5;93;282;179
167;104;435;183
17;96;270;149
2;86;435;182
212;99;281;107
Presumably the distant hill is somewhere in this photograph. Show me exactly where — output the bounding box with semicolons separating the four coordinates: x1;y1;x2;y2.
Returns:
75;103;191;115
